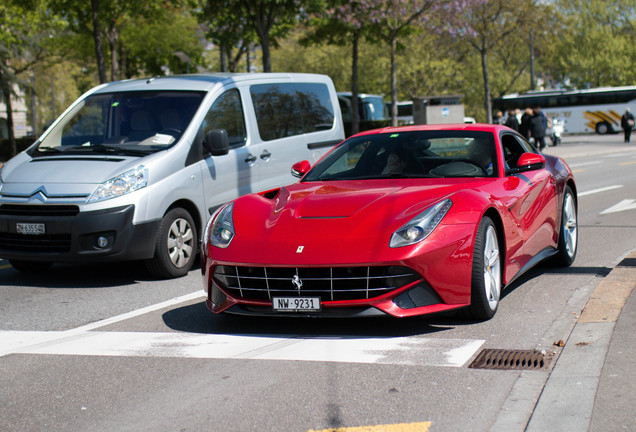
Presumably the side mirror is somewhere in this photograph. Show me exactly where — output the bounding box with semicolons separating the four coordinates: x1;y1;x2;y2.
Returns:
509;152;546;174
291;160;311;178
203;129;230;156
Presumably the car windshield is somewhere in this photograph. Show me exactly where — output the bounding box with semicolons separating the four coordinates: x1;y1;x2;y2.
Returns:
31;90;205;157
302;130;498;181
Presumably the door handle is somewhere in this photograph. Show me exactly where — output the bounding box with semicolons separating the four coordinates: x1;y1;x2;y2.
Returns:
245;154;257;163
260;150;272;160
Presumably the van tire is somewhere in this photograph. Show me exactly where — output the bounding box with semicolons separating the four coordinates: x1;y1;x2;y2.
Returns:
146;208;197;279
9;260;53;273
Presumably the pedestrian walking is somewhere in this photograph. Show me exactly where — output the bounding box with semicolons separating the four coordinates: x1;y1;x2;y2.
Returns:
504;110;519;131
529;107;547;151
621;107;635;143
519;107;533;139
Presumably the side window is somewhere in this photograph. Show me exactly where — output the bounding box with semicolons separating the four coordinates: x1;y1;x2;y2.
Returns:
250;83;335;141
501;133;530;169
203;89;246;147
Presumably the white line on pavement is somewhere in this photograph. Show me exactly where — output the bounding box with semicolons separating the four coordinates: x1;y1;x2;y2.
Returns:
578;185;623;197
0;330;484;367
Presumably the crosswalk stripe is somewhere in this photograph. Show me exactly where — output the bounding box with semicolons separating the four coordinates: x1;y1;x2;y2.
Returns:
0;330;484;367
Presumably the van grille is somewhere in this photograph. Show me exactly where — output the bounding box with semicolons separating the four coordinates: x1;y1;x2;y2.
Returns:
0;233;72;253
213;265;420;302
0;204;80;217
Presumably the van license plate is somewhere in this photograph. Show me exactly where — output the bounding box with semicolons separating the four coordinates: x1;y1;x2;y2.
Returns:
17;223;46;235
273;297;321;312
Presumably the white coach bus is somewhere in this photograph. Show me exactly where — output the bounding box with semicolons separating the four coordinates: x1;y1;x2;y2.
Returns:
493;86;636;134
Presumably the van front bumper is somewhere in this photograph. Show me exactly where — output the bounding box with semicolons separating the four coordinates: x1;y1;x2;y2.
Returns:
0;204;161;262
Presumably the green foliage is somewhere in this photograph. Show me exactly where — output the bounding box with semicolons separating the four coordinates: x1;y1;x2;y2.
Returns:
551;0;636;87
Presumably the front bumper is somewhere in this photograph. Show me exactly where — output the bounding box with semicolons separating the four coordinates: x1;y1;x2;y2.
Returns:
0;204;160;262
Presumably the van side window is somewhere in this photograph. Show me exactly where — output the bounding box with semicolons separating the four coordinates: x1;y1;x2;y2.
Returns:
250;83;335;141
203;89;246;147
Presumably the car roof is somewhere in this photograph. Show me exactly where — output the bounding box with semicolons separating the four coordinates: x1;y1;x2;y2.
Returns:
92;72;332;94
351;123;511;136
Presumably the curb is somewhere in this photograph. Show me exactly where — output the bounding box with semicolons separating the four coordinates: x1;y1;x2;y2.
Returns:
490;249;636;432
525;250;636;431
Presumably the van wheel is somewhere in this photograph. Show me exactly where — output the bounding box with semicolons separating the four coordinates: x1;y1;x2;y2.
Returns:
146;208;197;279
9;260;53;273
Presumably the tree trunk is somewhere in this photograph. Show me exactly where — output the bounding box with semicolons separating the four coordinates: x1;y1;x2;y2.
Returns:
108;27;119;82
390;35;398;127
2;85;17;158
481;47;492;124
261;37;271;73
351;30;360;136
91;0;107;84
220;46;227;72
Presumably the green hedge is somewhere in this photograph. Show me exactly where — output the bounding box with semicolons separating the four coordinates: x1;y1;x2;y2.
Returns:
0;137;36;162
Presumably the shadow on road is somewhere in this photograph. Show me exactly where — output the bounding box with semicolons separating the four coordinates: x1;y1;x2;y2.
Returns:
162;300;459;338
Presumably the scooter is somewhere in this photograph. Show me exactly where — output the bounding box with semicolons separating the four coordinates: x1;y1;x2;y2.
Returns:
550;118;564;146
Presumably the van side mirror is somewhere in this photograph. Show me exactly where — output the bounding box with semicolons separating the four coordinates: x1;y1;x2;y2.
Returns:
203;129;230;156
291;160;311;178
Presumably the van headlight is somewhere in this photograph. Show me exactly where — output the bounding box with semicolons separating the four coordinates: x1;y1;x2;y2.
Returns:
88;165;148;203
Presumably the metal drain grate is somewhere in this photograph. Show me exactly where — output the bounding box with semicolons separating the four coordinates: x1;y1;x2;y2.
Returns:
468;349;551;371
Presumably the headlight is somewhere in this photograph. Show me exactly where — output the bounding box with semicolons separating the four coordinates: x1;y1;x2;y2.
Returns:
208;203;235;248
88;165;148;203
390;199;452;248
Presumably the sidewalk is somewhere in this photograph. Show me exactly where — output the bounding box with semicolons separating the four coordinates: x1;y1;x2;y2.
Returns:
526;250;636;432
493;134;636;432
542;133;636;160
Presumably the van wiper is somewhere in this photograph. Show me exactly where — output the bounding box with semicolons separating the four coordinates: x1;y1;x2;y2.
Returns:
36;146;62;153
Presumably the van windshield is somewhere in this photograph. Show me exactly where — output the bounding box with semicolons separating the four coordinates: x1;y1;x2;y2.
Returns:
31;90;205;157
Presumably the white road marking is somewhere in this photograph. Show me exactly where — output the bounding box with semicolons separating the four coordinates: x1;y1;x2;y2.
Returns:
578;185;623;197
600;199;636;215
568;161;602;168
0;330;484;367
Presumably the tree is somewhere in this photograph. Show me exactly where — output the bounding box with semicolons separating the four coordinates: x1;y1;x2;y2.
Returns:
200;1;256;72
447;0;545;123
551;0;636;87
372;0;438;126
52;0;186;83
304;1;386;134
1;0;65;157
201;0;312;73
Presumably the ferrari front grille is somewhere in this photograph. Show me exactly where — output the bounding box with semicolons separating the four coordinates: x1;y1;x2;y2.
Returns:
213;265;420;302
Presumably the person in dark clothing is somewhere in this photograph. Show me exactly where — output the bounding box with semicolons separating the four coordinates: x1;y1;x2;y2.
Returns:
519;107;533;139
529;107;547;150
621;107;634;143
504;110;519;131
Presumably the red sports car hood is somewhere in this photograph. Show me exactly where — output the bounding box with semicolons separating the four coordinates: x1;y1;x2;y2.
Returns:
275;180;480;218
217;179;485;265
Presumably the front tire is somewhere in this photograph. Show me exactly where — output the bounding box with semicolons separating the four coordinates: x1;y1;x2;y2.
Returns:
551;186;577;266
467;216;502;321
146;208;198;279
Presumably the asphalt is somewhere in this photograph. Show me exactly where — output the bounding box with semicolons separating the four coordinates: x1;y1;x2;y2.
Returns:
493;135;636;432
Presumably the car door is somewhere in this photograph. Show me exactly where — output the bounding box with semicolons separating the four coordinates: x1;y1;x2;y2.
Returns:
500;133;558;274
248;82;339;193
199;88;258;215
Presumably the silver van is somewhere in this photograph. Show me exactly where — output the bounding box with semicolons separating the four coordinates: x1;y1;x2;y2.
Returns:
0;73;344;277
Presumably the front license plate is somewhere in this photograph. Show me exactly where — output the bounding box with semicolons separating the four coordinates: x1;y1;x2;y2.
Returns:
273;297;321;312
16;223;46;235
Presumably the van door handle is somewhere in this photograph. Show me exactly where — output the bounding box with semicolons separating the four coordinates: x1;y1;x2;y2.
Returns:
260;150;271;160
245;154;257;163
